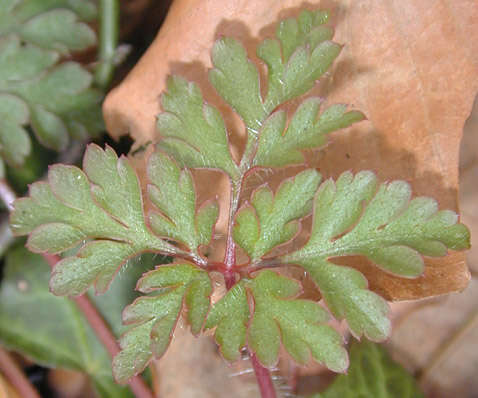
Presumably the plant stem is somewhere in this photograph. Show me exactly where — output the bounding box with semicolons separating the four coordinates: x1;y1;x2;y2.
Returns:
95;0;119;89
43;254;155;398
0;346;41;398
251;353;277;398
223;179;243;272
0;178;15;211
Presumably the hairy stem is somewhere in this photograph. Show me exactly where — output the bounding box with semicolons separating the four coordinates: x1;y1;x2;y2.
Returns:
224;178;243;271
43;254;155;398
0;346;41;398
95;0;119;88
251;353;277;398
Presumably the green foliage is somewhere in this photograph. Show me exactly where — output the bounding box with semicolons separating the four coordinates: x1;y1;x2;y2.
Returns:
0;0;102;167
113;263;212;383
233;169;320;261
314;341;424;398
258;10;340;112
147;150;218;252
247;271;347;371
281;171;469;340
253;100;364;168
9;7;471;390
210;37;266;134
207;271;348;370
205;283;249;361
157;76;240;179
0;246;133;398
284;171;470;275
10;145;175;295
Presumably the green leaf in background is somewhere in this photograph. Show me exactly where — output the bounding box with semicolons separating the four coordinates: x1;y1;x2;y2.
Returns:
0;0;96;53
257;9;341;111
157;76;240;179
147;150;219;253
204;282;249;361
253;100;364;168
313;341;424;398
0;246;133;398
247;271;347;371
113;263;212;383
10;144;175;296
233;169;320;261
0;0;102;167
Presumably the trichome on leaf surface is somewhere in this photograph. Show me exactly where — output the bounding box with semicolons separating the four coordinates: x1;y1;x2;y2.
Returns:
9;8;470;397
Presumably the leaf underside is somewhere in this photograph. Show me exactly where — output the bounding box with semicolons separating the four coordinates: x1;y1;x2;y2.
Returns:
0;0;102;167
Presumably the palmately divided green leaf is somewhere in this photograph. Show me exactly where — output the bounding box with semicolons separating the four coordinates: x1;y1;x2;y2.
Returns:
147;150;218;253
316;341;424;398
113;263;212;383
253;99;364;168
282;170;470;339
233;169;321;261
257;9;341;111
157;76;240;179
10;144;175;295
205;283;249;361
0;1;102;166
248;271;347;371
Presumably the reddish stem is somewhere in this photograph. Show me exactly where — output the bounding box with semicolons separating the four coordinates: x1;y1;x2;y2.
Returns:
250;353;277;398
43;254;155;398
0;346;41;398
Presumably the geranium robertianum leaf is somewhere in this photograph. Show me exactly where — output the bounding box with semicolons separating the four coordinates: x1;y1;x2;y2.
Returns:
282;170;470;339
0;1;101;166
157;75;240;179
113;263;212;383
10;144;176;296
315;340;424;398
253;100;365;168
206;10;362;170
204;282;249;361
247;271;348;371
257;9;341;112
209;37;266;135
0;246;133;398
233;169;321;261
207;271;347;371
147;150;218;253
